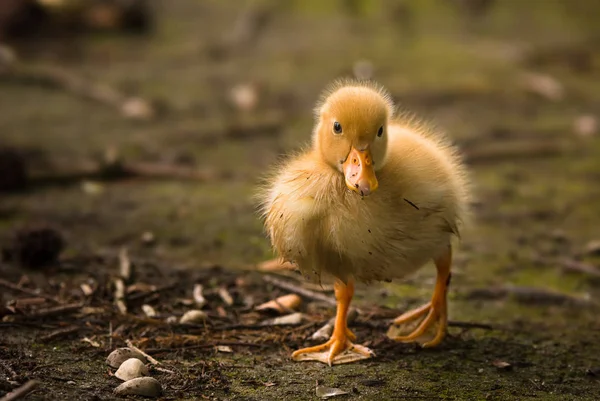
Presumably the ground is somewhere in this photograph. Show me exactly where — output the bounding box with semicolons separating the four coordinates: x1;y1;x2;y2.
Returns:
1;0;600;400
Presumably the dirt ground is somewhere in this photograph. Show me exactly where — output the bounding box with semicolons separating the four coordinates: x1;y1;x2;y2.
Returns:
1;1;600;400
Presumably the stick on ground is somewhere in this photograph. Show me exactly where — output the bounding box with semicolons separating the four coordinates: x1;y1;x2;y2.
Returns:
0;380;39;401
0;278;60;304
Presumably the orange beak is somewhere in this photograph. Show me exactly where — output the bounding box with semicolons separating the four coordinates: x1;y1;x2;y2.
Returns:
342;147;378;196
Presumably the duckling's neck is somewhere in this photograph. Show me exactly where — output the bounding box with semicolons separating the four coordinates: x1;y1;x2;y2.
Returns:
307;148;342;178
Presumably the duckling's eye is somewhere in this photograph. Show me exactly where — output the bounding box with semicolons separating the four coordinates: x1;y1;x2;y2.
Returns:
377;126;384;137
333;121;342;135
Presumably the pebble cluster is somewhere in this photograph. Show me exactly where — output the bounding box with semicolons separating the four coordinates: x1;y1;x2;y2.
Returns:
106;347;162;398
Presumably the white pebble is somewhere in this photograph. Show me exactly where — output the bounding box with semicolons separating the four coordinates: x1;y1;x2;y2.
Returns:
115;358;149;381
106;347;147;368
114;377;162;398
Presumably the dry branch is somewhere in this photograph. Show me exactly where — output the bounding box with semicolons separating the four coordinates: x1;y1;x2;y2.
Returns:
0;58;155;121
126;339;160;366
0;278;60;304
22;303;84;319
0;380;38;401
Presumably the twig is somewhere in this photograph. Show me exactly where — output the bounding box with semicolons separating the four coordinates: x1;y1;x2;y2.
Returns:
39;326;80;342
0;380;38;401
0;62;155;121
126;340;160;365
0;278;60;304
218;287;234;306
146;341;268;353
127;282;178;302
22;302;83;319
151;366;176;375
560;259;600;278
262;275;336;306
193;284;207;308
113;278;127;315
30;159;221;186
119;247;132;282
109;321;113;349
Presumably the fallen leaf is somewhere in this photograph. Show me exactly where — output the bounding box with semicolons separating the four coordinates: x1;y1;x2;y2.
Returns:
81;337;100;347
218;287;234;306
193;284;207;308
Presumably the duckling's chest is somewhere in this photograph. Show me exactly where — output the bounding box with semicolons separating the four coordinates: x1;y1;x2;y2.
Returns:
317;197;389;256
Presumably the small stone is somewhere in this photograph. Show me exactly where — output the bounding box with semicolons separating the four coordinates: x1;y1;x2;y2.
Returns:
122;97;155;120
114;377;162;398
106;347;148;368
81;180;104;195
179;310;208;324
115;358;149;381
574;115;597;138
229;83;258;112
141;231;155;246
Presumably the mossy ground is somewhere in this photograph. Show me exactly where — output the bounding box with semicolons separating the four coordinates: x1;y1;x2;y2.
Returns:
1;1;600;400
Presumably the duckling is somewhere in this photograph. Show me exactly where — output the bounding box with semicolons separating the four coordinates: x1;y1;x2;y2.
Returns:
259;79;470;366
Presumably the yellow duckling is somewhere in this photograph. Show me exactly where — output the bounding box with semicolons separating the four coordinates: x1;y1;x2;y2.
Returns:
259;79;470;366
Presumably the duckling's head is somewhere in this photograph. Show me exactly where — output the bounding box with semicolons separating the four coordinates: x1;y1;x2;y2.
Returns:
312;80;394;196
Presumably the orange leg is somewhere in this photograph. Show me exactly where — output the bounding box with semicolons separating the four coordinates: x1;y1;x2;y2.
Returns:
390;245;452;348
291;278;374;366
